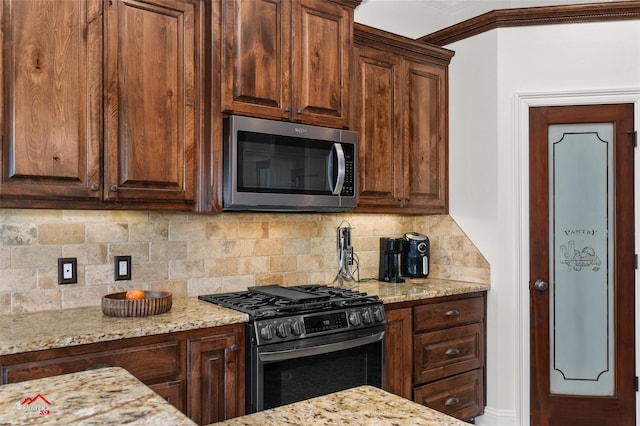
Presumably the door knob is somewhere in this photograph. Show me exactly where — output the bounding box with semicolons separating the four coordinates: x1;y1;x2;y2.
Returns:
534;279;549;292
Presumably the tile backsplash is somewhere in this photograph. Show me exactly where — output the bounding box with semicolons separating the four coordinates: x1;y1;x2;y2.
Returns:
0;209;489;315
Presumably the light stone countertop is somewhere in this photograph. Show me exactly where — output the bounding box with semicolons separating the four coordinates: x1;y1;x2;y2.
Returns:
0;297;248;356
0;367;196;425
357;277;490;304
213;385;468;426
0;279;488;357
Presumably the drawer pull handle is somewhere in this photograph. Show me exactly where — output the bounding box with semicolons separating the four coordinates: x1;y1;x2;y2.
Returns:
445;348;460;356
445;309;460;317
445;396;460;406
86;363;113;371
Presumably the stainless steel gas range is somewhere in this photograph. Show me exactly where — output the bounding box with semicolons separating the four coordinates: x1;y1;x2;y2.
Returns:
198;284;386;413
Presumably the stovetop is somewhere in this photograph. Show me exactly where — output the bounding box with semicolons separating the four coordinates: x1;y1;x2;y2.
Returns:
199;284;386;345
198;284;380;319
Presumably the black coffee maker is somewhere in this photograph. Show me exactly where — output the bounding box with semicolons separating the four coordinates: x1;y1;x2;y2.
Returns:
401;232;429;278
379;237;405;283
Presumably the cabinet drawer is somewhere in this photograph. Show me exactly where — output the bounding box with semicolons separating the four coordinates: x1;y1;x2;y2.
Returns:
414;369;484;421
414;296;484;332
2;341;181;384
414;323;483;383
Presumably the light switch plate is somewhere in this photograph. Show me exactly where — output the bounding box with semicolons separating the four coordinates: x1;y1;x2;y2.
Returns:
114;256;132;281
58;258;77;284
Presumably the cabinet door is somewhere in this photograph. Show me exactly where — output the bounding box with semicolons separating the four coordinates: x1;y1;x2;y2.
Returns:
384;307;412;400
221;0;291;121
188;330;241;425
354;46;403;209
104;0;197;205
401;59;448;213
292;0;351;128
0;0;102;200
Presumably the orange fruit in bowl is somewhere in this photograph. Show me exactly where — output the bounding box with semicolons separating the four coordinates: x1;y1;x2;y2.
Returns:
125;289;146;300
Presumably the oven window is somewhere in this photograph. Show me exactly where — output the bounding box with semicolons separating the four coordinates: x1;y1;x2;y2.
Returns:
262;341;382;410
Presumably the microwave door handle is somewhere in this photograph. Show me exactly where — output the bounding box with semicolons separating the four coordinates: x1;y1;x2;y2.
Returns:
328;143;346;195
258;331;385;363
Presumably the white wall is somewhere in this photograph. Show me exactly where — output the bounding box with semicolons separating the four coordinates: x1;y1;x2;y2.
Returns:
447;20;640;425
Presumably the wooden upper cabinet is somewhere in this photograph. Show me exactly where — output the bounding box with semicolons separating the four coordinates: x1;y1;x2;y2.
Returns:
0;0;200;210
221;0;354;128
221;0;290;121
0;0;102;201
104;0;199;205
354;45;403;209
353;24;453;214
402;60;448;212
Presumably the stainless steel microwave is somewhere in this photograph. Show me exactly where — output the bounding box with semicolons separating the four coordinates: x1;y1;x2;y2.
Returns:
222;116;357;212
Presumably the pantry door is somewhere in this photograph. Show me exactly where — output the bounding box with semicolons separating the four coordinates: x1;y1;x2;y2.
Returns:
529;104;635;426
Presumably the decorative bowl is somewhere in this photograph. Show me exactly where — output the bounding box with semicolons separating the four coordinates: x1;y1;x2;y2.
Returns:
101;291;172;317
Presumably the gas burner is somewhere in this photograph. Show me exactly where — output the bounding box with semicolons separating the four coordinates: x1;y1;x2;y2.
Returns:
198;284;381;319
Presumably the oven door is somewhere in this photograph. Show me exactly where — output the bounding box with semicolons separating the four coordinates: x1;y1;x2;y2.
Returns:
247;327;385;413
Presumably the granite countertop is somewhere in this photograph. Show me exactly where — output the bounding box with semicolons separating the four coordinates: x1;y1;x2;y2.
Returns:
0;298;248;356
213;385;468;426
358;277;490;304
0;367;196;425
0;279;488;357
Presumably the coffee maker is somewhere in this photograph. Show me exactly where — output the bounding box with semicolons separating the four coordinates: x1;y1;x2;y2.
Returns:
401;232;429;278
379;237;405;283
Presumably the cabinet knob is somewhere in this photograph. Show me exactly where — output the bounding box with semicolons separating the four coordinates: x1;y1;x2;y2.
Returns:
405;197;411;202
90;184;99;191
284;106;291;112
110;185;119;192
230;344;238;352
297;109;303;114
397;197;402;202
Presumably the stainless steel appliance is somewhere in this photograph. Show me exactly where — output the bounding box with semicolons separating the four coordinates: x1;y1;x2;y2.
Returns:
223;115;357;212
198;284;385;413
401;232;429;278
379;237;405;283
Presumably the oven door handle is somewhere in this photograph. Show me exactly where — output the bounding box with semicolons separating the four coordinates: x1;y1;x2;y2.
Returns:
258;331;385;363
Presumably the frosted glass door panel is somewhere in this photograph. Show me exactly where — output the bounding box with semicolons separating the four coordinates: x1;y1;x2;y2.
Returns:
548;123;614;396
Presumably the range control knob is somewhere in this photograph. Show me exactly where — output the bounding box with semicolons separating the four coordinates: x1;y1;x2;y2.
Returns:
373;306;385;323
348;311;362;326
260;324;275;341
276;323;289;338
291;320;303;336
362;309;373;324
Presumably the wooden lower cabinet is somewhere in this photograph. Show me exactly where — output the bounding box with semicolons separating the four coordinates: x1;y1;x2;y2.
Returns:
188;331;243;425
384;292;486;422
0;324;244;425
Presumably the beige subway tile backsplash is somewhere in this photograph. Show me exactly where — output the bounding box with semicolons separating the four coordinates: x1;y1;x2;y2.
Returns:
0;210;489;314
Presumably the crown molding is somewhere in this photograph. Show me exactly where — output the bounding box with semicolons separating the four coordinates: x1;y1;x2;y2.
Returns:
418;1;640;46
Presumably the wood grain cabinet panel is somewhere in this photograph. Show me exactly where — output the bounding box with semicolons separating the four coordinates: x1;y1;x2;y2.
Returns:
104;0;198;205
0;0;102;201
188;329;243;425
414;369;484;421
220;0;354;128
383;306;412;399
353;24;453;214
383;292;486;422
0;325;244;425
0;0;202;210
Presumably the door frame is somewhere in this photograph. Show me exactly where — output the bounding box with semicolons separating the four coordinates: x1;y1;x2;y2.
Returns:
514;89;640;426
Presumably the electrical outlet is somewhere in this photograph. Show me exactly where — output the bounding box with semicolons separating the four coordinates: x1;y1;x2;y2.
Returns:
114;256;132;281
58;258;77;284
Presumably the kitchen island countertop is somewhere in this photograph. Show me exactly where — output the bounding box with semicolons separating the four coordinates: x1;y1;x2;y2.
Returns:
213;385;468;426
0;366;196;425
